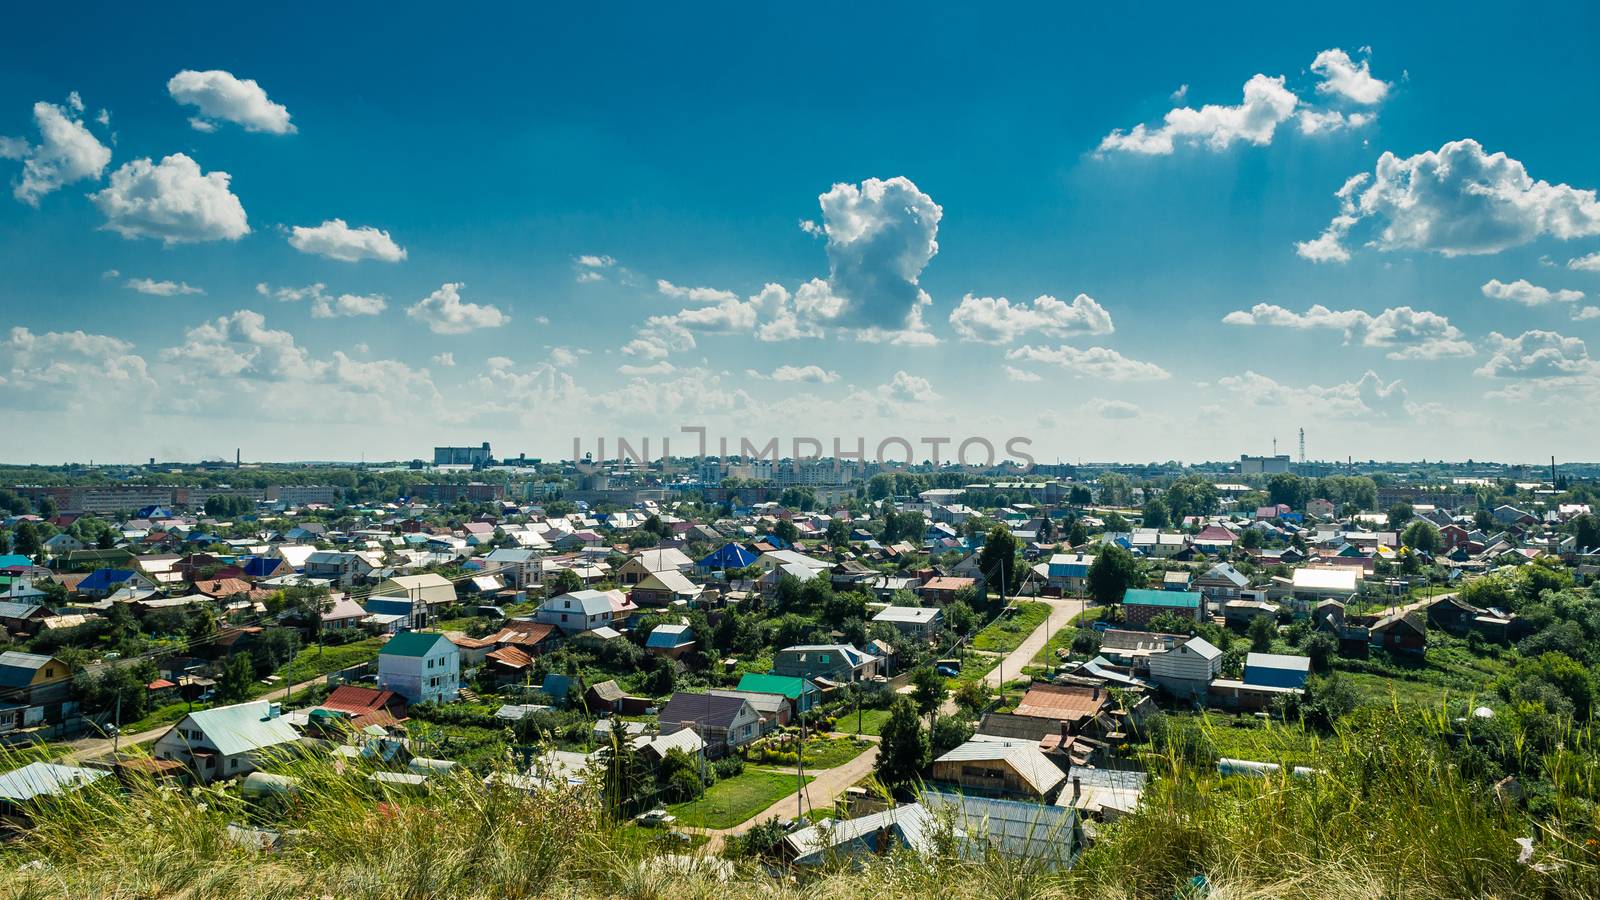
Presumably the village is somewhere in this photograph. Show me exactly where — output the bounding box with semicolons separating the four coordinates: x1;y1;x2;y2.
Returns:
1;448;1596;872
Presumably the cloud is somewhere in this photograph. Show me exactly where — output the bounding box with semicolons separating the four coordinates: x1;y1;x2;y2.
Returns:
125;277;203;296
1570;252;1600;272
1573;306;1600;322
2;325;155;408
1003;366;1042;383
164;310;324;380
432;352;455;367
167;69;294;134
746;364;840;384
1475;330;1595;379
619;361;676;376
2;97;111;204
810;176;942;331
1081;398;1140;419
1481;278;1584;306
91;153;249;244
1221;302;1474;359
656;279;739;304
406;283;509;334
575;255;616;282
1005;345;1171;381
1296;109;1374;135
949;293;1114;343
287;218;406;262
1099;73;1299;155
1300;139;1600;261
1309;48;1390;105
1218;369;1411;419
257;282;388;318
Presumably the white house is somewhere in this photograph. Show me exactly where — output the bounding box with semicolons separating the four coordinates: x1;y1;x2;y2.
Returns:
152;700;301;783
1146;636;1222;700
535;589;621;633
377;631;460;705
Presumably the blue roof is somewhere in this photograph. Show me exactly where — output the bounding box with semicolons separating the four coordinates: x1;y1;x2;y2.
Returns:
240;557;280;578
0;554;32;569
699;544;758;569
645;624;694;648
1123;588;1202;609
77;568;136;592
362;598;413;617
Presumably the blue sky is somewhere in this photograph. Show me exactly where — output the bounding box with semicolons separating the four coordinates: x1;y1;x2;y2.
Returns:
4;2;1600;464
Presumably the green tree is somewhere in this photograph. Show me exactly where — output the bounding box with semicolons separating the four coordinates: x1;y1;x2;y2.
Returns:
1401;520;1441;554
1570;513;1600;554
930;714;976;758
909;666;946;725
218;652;255;702
976;524;1020;598
1141;498;1170;529
1067;520;1088;547
1387;502;1415;530
873;696;929;789
825;518;851;547
1087;543;1140;611
773;519;800;545
951;679;991;716
1267;474;1308;510
14;522;41;559
547;569;583;597
1248;614;1276;652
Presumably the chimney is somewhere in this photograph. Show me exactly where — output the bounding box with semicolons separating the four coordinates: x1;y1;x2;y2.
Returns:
1071;775;1081;800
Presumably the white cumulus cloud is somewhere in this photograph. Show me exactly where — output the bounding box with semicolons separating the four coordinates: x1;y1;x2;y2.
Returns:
1222;302;1473;360
1299;139;1600;261
1309;48;1390;105
1099;73;1299;155
949;293;1114;343
1475;331;1595;379
1481;278;1584;306
1005;345;1171;381
406;283;509;334
91;153;249;244
167;69;295;134
125;277;203;296
2;97;111;204
288;218;406;262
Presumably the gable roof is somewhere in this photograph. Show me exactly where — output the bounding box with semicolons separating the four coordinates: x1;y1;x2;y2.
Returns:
0;651;59;688
0;761;108;802
1122;587;1201;609
657;692;753;730
935;738;1066;795
379;631;453;658
180;700;300;757
735;672;817;700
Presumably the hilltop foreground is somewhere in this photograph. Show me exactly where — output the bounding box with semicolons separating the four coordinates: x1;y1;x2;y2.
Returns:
3;705;1597;900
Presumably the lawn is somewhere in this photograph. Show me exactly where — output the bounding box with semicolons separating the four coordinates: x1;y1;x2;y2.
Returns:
609;823;709;856
1184;712;1328;769
970;601;1051;653
842;706;892;736
951;651;1002;684
667;769;813;829
119;700;193;735
763;736;871;770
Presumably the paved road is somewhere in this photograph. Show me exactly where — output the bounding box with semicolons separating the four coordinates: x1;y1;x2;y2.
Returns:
981;596;1086;688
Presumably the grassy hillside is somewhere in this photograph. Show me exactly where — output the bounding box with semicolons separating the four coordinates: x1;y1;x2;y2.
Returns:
4;705;1599;899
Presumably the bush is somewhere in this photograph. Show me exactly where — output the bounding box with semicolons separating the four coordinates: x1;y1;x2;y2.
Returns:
711;756;745;780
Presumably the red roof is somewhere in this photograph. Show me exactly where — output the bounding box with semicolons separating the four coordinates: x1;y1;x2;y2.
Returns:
321;684;401;715
147;679;176;691
487;646;533;669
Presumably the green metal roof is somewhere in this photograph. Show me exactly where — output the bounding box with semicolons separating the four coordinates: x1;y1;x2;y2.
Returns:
1122;588;1202;609
379;631;450;658
736;672;817;700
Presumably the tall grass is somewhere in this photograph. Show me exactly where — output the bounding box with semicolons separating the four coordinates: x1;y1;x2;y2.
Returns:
2;705;1598;898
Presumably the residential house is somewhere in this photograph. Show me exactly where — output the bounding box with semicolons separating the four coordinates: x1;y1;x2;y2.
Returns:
644;623;697;658
0;651;75;734
917;576;975;604
1046;553;1093;594
320;596;369;631
656;692;762;758
376;632;460;705
482;548;542;589
1243;652;1311;689
785;791;1074;868
303;551;380;586
1191;524;1238;555
871;605;943;640
1146;636;1222;699
152;700;301;783
931;738;1066;800
370;574;458;612
534;589;629;633
696;543;758;574
1120;588;1203;627
734;672;821;716
629;569;703;607
1195;562;1250;602
616;548;694;585
772;643;880;683
0;762;109;827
